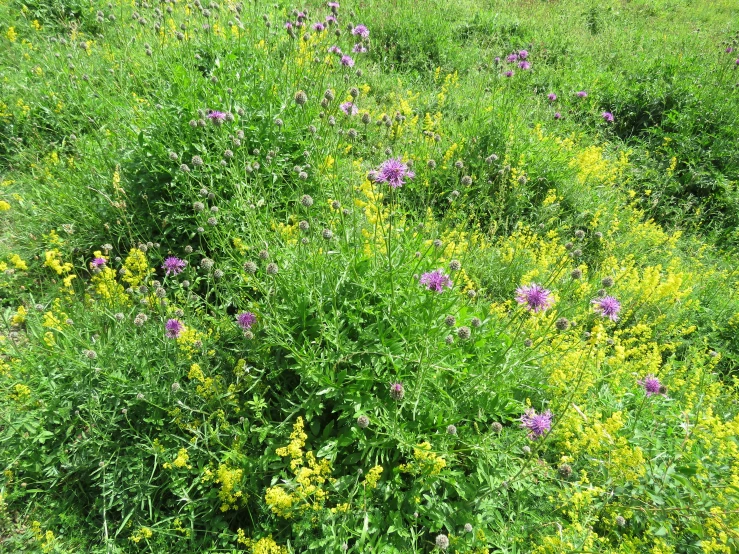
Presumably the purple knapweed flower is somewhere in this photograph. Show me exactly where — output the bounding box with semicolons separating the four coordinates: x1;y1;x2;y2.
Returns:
602;111;614;123
352;24;369;38
735;58;739;66
638;374;665;396
547;93;557;101
340;101;358;116
340;55;355;67
726;46;734;53
506;53;518;63
327;1;339;9
91;257;107;269
419;269;453;293
576;90;588;98
515;283;554;313
165;318;184;339
504;70;514;78
207;110;227;123
374;157;415;189
325;15;337;25
494;56;501;64
284;21;293;30
236;311;257;330
389;382;405;401
520;408;552;440
162;256;187;276
328;45;342;54
518;49;529;59
353;43;367;53
518;60;531;70
592;295;621;321
554;112;562;119
297;11;306;22
313;22;325;31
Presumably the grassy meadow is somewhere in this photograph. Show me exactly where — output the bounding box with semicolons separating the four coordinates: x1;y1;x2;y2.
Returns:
1;0;739;551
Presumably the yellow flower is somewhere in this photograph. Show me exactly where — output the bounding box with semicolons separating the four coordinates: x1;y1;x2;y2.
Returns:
0;200;10;211
6;27;17;42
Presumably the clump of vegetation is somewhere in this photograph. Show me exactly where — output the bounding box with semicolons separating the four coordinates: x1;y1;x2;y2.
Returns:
1;0;739;552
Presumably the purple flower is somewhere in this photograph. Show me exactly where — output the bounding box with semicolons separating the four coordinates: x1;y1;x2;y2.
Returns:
576;90;588;98
340;101;358;116
389;382;405;401
352;43;367;53
352;24;369;38
327;1;339;9
236;311;256;330
547;93;557;101
340;55;355;67
419;269;453;293
504;70;514;78
374;157;415;189
494;56;501;64
165;318;184;339
518;61;531;70
328;45;342;54
325;15;337;25
162;256;187;276
312;22;325;31
735;58;739;66
592;295;621;321
515;283;554;312
518;49;529;59
284;21;293;30
726;46;734;53
602;111;614;123
638;374;665;396
207;110;227;123
554;112;562;120
520;408;552;440
506;53;518;63
91;257;107;269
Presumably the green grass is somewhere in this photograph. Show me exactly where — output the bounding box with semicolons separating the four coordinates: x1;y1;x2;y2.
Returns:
1;0;739;552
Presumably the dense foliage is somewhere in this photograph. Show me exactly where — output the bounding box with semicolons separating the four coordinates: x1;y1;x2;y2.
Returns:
1;0;739;552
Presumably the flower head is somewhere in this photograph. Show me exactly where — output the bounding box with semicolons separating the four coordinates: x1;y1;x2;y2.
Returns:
518;60;531;70
162;256;187;276
504;70;514;78
389;382;404;401
91;257;107;269
435;534;450;550
340;101;358;116
236;311;256;330
554;112;562;119
419;269;453;293
207;110;227;124
602;111;614;122
592;295;621;321
506;53;518;63
328;45;342;54
547;93;557;101
352;24;369;38
639;374;665;396
515;283;554;312
352;43;367;53
576;90;588;98
312;22;325;31
165;318;184;339
340;55;355;67
374;157;415;189
518;49;529;59
520;408;552;440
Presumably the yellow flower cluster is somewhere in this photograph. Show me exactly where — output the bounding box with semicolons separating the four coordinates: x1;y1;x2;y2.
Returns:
91;267;129;305
399;442;447;475
129;526;153;544
215;463;244;512
163;448;191;470
236;530;288;554
43;249;72;275
121;248;152;287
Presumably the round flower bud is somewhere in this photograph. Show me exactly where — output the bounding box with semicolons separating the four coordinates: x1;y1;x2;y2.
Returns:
266;263;278;275
258;249;269;260
491;422;503;433
213;269;224;279
558;463;573;478
574;229;585;239
427;159;437;169
464;523;473;533
389;382;405;401
294;90;308;105
522;445;531;455
467;289;477;299
444;315;456;327
192;155;204;166
524;339;533;347
299;220;310;231
435;534;450;551
461;175;472;186
322;229;333;239
457;326;471;340
446;424;457;435
615;515;626;527
470;317;482;328
445;335;454;345
571;268;583;279
449;260;461;271
602;276;615;288
357;415;369;428
301;194;314;207
243;261;257;274
555;317;570;331
200;258;214;269
433;239;443;249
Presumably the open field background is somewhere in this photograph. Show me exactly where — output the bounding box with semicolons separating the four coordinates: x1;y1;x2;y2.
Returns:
1;0;739;552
